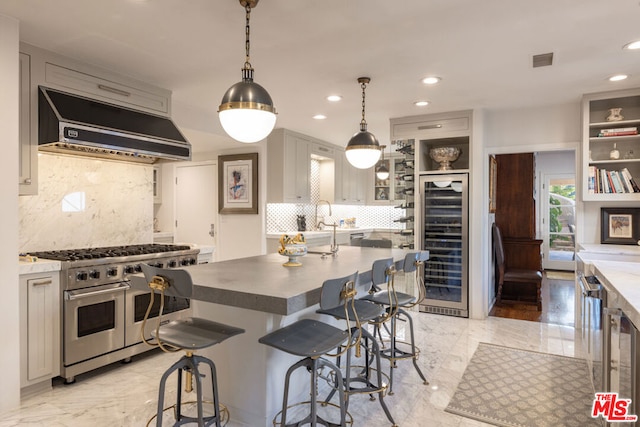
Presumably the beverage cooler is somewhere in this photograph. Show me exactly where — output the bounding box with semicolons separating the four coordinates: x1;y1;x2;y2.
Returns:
418;173;469;317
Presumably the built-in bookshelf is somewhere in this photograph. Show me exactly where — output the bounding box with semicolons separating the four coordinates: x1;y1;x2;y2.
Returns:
583;88;640;201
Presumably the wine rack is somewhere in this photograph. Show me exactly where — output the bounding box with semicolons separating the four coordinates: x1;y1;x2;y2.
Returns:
394;139;415;249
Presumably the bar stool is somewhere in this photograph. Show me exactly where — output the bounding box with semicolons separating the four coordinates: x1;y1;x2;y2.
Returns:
139;264;245;427
316;270;397;426
258;271;359;427
361;252;429;394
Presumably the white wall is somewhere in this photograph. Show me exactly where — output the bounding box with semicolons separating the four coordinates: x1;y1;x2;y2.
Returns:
0;13;21;412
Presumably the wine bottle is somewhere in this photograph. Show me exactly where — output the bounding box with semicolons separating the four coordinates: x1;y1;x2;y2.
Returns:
396;145;414;155
402;174;414;181
398;243;415;249
394;202;415;209
395;229;414;236
397;188;414;196
399;159;414;168
393;216;414;223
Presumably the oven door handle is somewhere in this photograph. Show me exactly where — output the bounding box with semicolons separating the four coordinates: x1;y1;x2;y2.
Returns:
65;283;130;301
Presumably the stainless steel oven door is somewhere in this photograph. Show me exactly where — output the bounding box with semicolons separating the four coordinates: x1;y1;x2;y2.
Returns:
64;282;128;366
124;288;191;347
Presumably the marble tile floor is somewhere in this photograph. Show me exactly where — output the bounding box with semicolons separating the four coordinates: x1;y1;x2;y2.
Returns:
0;313;585;427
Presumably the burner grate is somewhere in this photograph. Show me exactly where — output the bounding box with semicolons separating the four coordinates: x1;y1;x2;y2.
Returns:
28;244;193;261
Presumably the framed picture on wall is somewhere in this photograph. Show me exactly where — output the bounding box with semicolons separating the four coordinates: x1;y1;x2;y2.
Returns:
601;207;640;244
489;155;497;213
218;153;258;214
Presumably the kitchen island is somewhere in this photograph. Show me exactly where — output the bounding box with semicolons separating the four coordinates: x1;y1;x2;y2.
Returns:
176;246;412;426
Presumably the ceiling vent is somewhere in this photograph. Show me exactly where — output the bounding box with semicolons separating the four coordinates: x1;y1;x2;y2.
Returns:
532;52;554;68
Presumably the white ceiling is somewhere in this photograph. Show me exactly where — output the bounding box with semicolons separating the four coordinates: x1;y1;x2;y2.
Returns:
2;0;640;153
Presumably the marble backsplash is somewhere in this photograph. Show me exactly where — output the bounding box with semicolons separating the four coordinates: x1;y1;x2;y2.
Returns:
19;153;153;252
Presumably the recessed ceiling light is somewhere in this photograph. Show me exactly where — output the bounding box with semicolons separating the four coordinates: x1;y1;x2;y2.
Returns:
414;101;429;107
609;74;628;82
326;95;342;102
623;40;640;50
313;114;327;120
421;76;441;85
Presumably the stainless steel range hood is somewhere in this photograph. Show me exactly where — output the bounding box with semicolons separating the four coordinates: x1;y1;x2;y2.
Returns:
38;86;191;164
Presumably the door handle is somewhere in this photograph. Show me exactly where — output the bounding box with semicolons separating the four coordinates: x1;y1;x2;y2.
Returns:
209;224;215;238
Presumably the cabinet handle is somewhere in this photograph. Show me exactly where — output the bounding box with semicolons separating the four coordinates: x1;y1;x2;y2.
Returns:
32;280;52;286
418;124;442;130
23;178;32;184
97;84;131;97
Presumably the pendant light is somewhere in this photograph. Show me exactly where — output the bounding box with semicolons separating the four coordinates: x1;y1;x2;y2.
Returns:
218;0;276;143
376;145;390;180
345;77;381;169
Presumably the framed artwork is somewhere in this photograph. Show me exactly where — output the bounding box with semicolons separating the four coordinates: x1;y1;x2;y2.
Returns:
489;155;497;213
218;153;258;214
601;207;640;244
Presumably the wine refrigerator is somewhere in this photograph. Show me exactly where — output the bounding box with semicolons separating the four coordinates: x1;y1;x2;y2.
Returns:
418;173;469;317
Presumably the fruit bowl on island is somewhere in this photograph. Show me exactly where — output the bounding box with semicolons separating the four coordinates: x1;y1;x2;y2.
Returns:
278;233;307;267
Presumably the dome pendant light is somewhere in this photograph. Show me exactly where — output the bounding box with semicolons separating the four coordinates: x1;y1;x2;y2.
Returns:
345;77;381;169
376;145;390;180
218;0;276;143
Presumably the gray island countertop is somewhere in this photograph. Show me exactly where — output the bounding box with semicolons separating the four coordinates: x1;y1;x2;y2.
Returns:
186;245;409;315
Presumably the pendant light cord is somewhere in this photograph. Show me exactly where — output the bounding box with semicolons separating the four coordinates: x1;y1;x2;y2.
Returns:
244;4;252;69
360;80;367;131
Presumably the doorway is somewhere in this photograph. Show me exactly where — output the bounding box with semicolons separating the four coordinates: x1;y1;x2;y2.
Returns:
175;162;218;257
541;173;576;271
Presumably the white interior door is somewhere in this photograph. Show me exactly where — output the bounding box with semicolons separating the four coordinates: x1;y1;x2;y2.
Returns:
541;173;576;271
175;162;217;257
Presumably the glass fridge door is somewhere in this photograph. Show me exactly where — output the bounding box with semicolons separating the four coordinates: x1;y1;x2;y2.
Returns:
419;173;468;317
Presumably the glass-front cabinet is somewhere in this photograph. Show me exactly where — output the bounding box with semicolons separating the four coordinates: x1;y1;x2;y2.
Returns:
418;173;469;317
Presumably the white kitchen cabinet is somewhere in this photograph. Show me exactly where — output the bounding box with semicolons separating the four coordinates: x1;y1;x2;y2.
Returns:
20;272;60;391
334;151;368;205
267;128;311;203
582;88;640;201
19;52;37;195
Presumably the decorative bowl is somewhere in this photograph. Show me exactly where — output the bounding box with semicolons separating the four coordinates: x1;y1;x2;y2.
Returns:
278;243;307;267
429;147;461;171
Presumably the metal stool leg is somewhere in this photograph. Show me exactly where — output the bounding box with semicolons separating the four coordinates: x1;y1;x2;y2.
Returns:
400;309;428;385
156;355;190;426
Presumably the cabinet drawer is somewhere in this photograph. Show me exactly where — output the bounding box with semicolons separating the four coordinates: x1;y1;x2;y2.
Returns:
45;63;169;115
393;116;469;138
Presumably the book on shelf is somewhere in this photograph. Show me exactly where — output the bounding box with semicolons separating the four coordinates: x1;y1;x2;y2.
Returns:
588;166;640;194
598;127;638;137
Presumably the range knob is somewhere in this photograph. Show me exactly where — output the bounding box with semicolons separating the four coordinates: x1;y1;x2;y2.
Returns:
167;260;177;268
107;267;118;277
89;270;100;279
134;264;143;273
124;265;134;274
189;258;197;265
76;271;88;281
180;259;190;266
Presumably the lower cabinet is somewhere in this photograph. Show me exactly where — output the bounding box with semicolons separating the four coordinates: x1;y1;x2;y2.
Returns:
20;272;60;391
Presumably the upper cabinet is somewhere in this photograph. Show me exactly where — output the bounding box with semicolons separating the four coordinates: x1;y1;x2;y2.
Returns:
582;88;640;201
267;128;312;203
391;110;472;174
334;152;368;205
267;128;339;204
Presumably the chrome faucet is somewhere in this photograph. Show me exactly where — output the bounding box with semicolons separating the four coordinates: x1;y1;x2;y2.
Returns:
315;200;332;230
318;221;339;255
315;200;338;255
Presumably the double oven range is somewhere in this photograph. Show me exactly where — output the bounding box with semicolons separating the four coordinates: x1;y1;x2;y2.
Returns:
30;244;199;383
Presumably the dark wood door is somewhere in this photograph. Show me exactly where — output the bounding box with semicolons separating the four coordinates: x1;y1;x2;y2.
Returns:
495;153;536;239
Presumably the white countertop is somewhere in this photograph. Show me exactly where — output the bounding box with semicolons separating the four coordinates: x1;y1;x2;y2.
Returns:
579;243;640;256
19;259;61;275
593;260;640;329
266;228;375;239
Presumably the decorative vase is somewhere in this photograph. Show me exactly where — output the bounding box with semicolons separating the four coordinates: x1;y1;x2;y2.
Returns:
278;233;307;267
606;108;624;122
429;147;461;171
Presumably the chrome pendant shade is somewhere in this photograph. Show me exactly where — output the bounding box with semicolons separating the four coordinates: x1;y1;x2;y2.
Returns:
218;0;277;143
375;145;389;180
345;77;381;169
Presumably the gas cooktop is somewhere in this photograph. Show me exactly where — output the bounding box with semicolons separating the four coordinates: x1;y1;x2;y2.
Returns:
28;244;193;261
